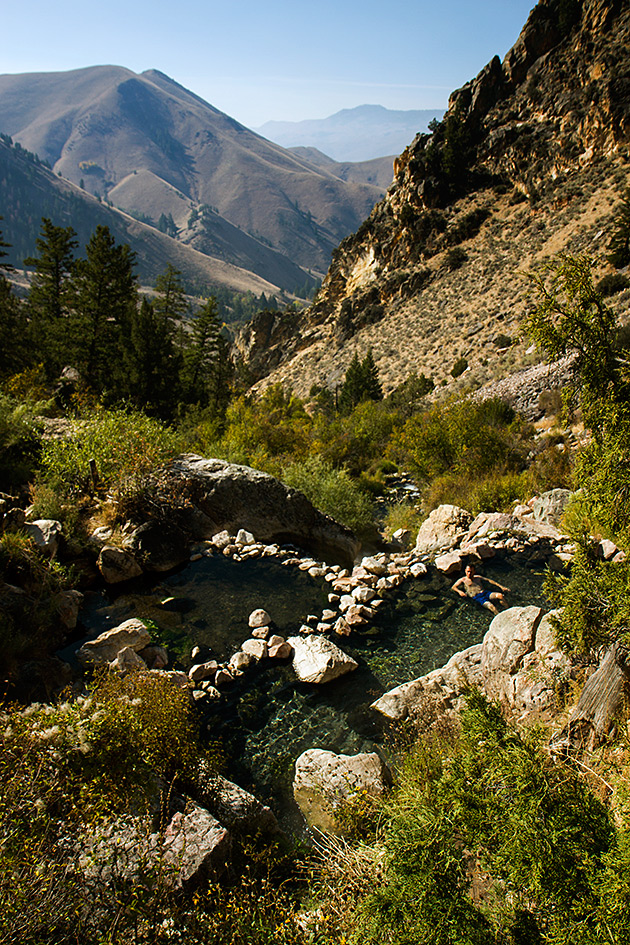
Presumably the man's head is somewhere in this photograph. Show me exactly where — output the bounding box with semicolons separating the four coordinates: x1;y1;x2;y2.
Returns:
465;564;476;578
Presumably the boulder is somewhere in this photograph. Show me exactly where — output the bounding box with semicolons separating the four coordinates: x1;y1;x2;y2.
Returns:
481;606;542;701
415;505;473;555
435;551;464;575
164;455;360;567
193;765;279;836
229;651;255;673
163;805;231;891
532;489;572;526
109;646;147;674
293;749;392;833
287;634;358;684
371;643;483;721
269;641;293;659
24;519;62;557
126;521;190;572
241;638;268;660
138;645;169;670
248;608;271;629
56;589;84;630
189;660;219;682
77;618;151;666
97;546;143;584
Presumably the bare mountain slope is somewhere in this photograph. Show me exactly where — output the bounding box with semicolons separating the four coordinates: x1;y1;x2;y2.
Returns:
236;0;630;397
0;67;381;277
0;136;285;297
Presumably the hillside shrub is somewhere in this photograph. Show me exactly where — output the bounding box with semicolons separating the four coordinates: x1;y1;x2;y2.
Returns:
351;691;613;945
450;356;468;377
282;455;373;535
0;393;44;490
39;407;182;499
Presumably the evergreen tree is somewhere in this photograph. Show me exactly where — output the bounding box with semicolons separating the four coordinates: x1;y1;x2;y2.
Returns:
339;349;384;413
0;276;28;380
125;297;179;416
0;220;28;378
154;264;188;326
362;348;384;401
181;297;232;419
24;218;78;374
72;225;137;395
0;216;13;271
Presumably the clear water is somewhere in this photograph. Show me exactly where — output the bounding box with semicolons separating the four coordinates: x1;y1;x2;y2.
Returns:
78;554;548;823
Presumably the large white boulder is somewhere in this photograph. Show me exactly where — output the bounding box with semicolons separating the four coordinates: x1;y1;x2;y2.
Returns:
415;505;473;555
293;748;391;832
287;634;358;684
77;618;151;666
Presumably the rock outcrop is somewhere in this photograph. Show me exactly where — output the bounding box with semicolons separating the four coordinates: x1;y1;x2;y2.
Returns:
372;606;570;722
235;0;630;399
163;455;361;568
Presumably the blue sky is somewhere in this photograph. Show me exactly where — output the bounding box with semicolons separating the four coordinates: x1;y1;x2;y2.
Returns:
4;0;535;127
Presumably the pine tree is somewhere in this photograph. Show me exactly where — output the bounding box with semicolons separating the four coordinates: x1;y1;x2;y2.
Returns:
125;297;179;416
73;225;137;395
339;349;383;413
181;297;232;417
25;218;78;374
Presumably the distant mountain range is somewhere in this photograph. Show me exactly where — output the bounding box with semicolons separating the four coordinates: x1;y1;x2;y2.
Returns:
254;105;445;162
0;67;390;293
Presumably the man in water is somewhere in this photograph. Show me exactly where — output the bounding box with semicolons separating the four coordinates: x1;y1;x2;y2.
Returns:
452;563;509;616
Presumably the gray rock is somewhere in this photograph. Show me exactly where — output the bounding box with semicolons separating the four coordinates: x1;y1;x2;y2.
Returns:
287;634;358;683
193;765;279;836
415;505;473;555
165;455;360;567
435;550;464;575
24;519;62;557
293;749;392;833
138;645;169;670
532;489;573;527
189;660;219;682
248;608;271;629
163;805;231;891
77;618;151;666
229;651;255;673
97;546;143;584
236;529;256;545
109;646;147;674
56;589;83;630
241;638;268;660
481;606;542;701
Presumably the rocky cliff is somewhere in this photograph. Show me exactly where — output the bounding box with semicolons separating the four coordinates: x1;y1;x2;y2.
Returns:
236;0;630;397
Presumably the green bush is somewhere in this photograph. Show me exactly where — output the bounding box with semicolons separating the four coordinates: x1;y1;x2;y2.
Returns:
352;692;613;945
450;356;468;377
39;407;182;499
282;455;374;535
0;393;44;490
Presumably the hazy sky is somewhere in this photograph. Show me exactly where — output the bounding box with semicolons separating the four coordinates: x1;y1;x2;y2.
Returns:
3;0;535;128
